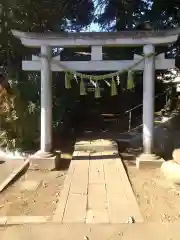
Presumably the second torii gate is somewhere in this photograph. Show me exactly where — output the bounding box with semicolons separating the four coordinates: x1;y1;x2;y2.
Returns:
12;28;180;168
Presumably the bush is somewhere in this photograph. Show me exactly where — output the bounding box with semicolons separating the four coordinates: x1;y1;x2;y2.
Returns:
0;73;40;151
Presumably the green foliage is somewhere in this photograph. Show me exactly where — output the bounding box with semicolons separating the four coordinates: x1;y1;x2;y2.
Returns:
0;72;40;151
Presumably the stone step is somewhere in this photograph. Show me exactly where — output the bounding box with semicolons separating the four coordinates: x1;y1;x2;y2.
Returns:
116;132;141;143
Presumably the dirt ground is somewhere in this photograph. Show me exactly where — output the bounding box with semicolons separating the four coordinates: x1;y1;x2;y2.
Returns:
125;159;180;223
0;138;73;217
0;169;67;216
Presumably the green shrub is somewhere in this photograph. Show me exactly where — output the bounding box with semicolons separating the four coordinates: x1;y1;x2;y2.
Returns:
0;73;40;151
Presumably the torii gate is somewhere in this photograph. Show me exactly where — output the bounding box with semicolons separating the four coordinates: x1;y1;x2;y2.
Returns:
12;29;180;168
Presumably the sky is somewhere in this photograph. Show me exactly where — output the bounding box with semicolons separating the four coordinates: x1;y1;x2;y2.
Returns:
89;22;100;31
86;0;102;32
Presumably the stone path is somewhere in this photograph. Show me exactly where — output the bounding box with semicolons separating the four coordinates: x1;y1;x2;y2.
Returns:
53;139;143;223
1;222;180;240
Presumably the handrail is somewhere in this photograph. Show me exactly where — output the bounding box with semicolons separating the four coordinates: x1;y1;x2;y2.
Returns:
125;103;142;113
125;88;171;132
122;124;143;135
125;88;170;114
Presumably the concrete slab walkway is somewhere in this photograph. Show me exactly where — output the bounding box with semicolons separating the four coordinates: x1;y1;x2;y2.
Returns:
1;222;180;240
53;139;143;223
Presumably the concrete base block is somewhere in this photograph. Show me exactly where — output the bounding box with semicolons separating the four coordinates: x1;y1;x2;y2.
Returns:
161;160;180;185
136;153;164;169
28;151;60;171
172;149;180;164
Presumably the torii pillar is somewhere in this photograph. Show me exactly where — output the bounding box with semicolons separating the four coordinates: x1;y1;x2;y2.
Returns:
11;29;180;169
136;44;162;168
30;45;57;169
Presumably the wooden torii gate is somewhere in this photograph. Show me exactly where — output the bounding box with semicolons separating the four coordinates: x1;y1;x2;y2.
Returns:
12;29;180;168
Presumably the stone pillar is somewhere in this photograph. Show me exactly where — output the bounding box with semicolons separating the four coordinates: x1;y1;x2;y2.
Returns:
136;45;163;169
143;44;155;154
29;45;59;170
40;45;52;153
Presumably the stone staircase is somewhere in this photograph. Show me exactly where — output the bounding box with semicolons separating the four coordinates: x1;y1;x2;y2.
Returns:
116;109;180;154
115;88;179;151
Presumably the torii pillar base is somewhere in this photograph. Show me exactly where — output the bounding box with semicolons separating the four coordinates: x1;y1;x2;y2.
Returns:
28;150;60;171
136;153;164;169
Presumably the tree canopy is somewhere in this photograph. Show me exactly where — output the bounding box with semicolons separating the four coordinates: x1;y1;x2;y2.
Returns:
0;0;94;69
95;0;180;31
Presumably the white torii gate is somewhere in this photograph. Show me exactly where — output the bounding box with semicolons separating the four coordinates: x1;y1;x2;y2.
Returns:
12;29;180;168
